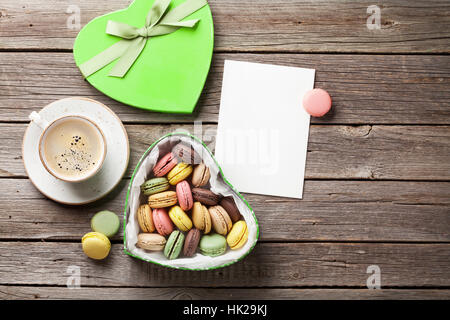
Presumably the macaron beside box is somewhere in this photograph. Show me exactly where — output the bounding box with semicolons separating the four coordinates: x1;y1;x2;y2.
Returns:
124;132;259;270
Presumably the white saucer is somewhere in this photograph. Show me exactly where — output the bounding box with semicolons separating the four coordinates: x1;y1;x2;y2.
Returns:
22;97;130;205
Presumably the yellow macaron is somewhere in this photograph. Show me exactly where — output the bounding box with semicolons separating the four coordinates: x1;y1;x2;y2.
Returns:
167;163;193;185
82;232;111;260
226;220;249;250
192;201;211;234
137;204;155;233
168;205;193;232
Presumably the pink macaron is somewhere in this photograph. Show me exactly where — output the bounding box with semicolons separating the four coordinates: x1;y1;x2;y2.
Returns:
176;180;194;211
302;88;332;117
153;152;178;177
152;208;174;236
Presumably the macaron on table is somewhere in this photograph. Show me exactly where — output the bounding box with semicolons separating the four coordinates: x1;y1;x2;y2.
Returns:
82;210;121;259
91;210;121;238
82;232;112;260
303;88;332;117
124;132;259;270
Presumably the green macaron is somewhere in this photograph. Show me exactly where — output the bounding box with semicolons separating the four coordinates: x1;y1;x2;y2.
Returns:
90;210;120;238
199;233;227;257
164;230;185;260
141;177;170;196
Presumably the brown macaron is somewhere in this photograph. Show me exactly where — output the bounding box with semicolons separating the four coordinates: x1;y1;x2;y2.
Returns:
192;201;211;234
172;143;201;165
137;204;155;233
208;205;233;236
192;163;211;187
219;197;242;223
183;228;201;257
148;191;178;208
192;188;222;206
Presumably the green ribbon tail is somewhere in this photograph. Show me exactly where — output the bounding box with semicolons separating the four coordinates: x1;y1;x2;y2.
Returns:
146;0;172;27
79;40;130;78
160;19;199;28
159;0;207;23
109;37;147;77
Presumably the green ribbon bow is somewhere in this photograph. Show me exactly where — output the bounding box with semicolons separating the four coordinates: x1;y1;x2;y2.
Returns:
79;0;207;78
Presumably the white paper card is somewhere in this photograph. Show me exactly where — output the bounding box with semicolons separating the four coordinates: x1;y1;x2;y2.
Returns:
214;60;315;199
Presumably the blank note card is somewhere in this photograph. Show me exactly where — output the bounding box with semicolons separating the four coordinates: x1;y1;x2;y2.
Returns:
214;60;315;199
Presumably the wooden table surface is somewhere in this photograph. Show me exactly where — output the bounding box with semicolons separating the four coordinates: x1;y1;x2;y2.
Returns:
1;0;449;300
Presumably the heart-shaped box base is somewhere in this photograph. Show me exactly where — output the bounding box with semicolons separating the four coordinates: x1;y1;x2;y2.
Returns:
73;0;214;113
124;132;259;270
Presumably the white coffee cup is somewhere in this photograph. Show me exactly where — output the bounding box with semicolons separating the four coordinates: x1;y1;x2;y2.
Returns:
30;112;107;183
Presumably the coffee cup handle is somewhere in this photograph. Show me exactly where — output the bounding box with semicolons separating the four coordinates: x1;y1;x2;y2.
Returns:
29;111;49;130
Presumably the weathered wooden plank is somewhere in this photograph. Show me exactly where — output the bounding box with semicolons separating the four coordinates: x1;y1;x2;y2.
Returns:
3;123;450;180
0;242;448;287
1;52;449;124
1;286;449;300
0;0;449;52
1;179;449;242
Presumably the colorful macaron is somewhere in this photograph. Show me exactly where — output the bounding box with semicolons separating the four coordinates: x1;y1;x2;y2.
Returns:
132;139;255;262
219;197;241;223
192;163;210;187
192;188;222;206
227;220;249;250
90;210;120;238
153;152;178;177
152;208;174;236
172;143;200;164
137;204;155;233
167;163;193;185
164;230;185;260
199;233;227;257
176;180;193;211
183;228;201;257
82;232;111;260
148;191;178;208
136;233;166;251
141;177;170;196
302;88;332;117
192;201;211;234
208;205;233;236
168;205;193;232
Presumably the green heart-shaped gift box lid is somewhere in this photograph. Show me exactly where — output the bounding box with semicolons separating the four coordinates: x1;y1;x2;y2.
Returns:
73;0;214;113
123;132;259;270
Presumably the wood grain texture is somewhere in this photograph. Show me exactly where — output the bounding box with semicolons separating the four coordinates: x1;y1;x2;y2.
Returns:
1;0;449;298
0;52;449;124
0;179;450;241
0;0;449;52
1;286;449;300
0;242;449;287
1;179;449;242
3;123;450;180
